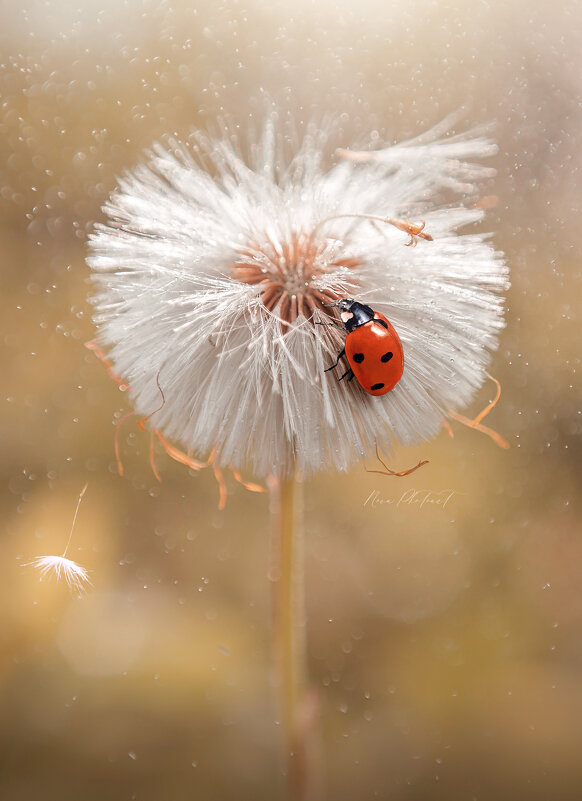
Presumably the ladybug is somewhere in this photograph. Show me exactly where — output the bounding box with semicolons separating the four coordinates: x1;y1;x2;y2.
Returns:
325;299;404;396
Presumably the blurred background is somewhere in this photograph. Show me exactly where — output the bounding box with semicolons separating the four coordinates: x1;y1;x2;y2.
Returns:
1;0;581;799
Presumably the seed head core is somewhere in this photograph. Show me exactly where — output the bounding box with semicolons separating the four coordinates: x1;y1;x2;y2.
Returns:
231;230;361;324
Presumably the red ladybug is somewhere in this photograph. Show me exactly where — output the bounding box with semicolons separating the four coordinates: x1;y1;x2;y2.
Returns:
325;299;404;396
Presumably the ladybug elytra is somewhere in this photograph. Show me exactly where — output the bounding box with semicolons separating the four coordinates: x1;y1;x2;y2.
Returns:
325;299;404;396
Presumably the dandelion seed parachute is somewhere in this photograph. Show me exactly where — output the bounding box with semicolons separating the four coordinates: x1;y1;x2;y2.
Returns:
87;113;509;479
27;555;92;593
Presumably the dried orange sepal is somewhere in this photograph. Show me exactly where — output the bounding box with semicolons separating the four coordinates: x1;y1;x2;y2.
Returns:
365;445;429;477
447;374;509;449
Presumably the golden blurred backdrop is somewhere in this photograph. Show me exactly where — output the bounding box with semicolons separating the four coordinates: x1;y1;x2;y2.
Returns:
1;0;581;799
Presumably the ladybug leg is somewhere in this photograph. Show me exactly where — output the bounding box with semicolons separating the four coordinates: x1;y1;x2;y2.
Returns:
324;347;346;373
339;368;355;382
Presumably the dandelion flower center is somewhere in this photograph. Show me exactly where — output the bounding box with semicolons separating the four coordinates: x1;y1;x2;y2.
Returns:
232;231;361;323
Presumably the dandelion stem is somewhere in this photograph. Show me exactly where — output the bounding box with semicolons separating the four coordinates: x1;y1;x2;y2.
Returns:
269;470;316;800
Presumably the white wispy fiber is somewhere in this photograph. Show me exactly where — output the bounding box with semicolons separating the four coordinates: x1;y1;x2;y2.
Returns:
87;113;509;478
27;555;92;593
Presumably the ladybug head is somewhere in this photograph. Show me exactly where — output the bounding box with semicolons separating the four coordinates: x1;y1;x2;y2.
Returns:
337;298;354;313
337;298;374;332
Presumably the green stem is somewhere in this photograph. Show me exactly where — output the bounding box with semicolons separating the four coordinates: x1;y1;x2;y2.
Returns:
269;470;309;799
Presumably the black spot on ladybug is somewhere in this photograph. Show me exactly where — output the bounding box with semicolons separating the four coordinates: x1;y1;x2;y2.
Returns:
375;318;389;329
371;382;385;391
381;351;393;363
352;353;365;363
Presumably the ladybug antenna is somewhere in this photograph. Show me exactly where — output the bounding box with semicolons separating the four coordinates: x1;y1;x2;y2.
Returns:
315;320;344;329
315;301;344;329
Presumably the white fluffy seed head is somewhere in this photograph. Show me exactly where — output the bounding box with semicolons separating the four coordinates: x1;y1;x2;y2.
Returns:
87;114;509;479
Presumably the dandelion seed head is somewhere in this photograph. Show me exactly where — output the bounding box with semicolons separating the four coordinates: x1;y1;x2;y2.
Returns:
28;555;92;593
88;113;509;478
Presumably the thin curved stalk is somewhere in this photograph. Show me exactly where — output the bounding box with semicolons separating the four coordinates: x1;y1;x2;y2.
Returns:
269;470;312;799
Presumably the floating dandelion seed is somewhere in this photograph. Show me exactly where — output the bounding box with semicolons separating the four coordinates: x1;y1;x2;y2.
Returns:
87;112;509;479
27;483;91;593
29;554;91;593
